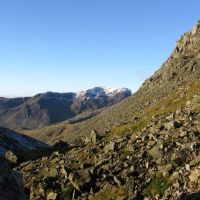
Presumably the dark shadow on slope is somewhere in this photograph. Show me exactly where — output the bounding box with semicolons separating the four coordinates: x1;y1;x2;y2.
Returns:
0;127;49;155
17;140;81;165
0;126;52;165
17;143;75;164
0;158;28;200
180;193;200;200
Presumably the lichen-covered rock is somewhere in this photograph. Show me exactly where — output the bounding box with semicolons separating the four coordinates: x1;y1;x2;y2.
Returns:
5;150;17;164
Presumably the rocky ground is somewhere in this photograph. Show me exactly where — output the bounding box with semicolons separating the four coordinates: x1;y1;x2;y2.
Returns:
11;95;200;200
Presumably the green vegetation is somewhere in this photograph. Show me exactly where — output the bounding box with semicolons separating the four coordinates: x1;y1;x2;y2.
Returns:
90;185;126;200
123;149;134;157
143;174;169;198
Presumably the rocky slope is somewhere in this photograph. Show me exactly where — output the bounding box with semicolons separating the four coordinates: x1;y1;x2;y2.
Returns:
0;128;50;200
0;87;131;129
15;96;200;199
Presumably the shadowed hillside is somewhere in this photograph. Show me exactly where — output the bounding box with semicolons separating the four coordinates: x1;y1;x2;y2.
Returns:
0;127;49;155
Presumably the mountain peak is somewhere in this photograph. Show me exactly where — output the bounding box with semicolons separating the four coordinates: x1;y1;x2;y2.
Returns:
173;20;200;58
76;86;131;98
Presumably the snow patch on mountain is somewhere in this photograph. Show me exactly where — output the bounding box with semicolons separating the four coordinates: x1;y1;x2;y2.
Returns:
76;87;132;99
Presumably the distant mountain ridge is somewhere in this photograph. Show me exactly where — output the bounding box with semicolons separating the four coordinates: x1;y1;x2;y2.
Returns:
0;87;131;129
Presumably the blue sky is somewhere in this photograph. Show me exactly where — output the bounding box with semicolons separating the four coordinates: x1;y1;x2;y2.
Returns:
0;0;200;97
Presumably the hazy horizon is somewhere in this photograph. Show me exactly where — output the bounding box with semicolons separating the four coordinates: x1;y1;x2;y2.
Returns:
1;0;200;96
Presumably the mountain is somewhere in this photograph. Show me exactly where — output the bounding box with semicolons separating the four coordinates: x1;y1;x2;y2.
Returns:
14;20;200;200
0;97;29;113
2;21;200;200
0;87;131;129
72;87;131;114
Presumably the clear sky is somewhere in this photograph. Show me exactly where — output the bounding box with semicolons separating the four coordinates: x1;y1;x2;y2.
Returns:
0;0;200;97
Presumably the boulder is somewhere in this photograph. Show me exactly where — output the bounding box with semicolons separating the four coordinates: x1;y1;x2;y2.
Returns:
83;130;99;144
5;150;17;164
189;167;200;182
104;141;115;153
